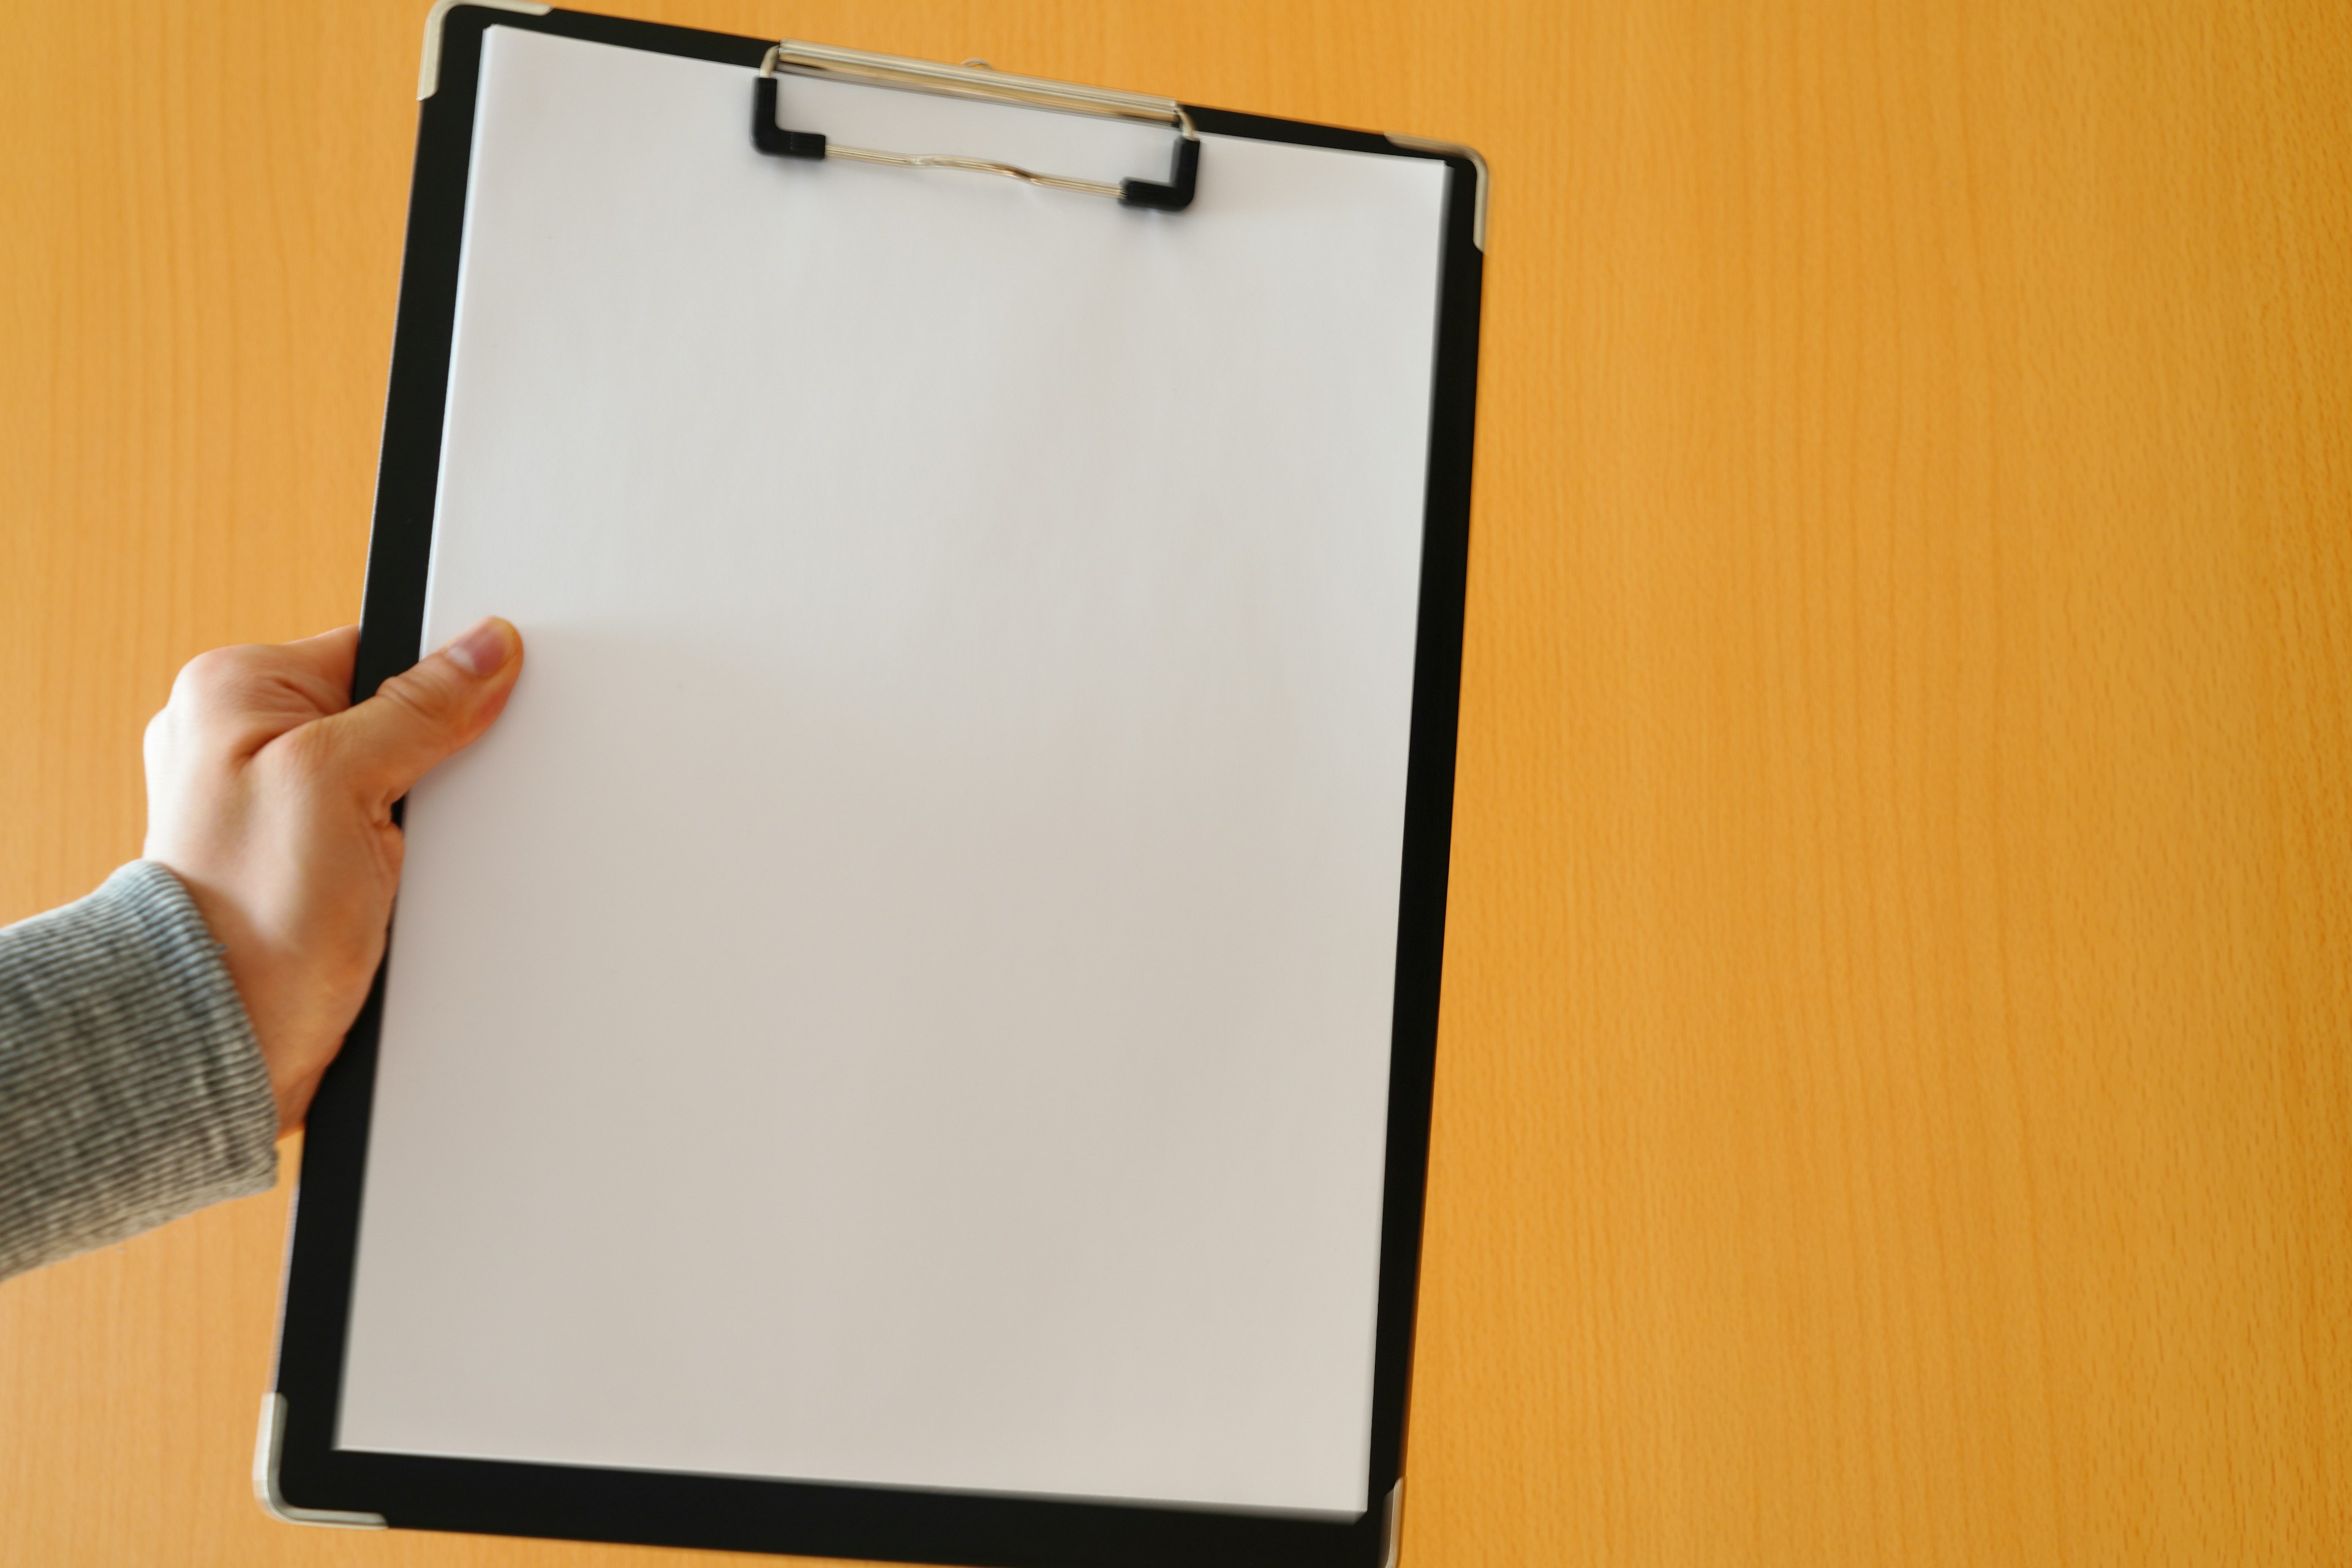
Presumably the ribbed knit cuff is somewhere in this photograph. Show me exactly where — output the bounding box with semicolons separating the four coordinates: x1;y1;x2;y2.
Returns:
0;861;279;1283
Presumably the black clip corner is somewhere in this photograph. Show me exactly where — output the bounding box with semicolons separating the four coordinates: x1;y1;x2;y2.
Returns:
1119;133;1200;211
751;76;827;160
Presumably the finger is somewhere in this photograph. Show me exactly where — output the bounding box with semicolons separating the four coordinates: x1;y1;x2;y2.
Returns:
312;616;524;804
273;625;361;704
213;625;361;722
161;633;356;761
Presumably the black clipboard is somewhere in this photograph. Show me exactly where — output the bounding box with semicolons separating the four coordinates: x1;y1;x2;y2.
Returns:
262;6;1485;1564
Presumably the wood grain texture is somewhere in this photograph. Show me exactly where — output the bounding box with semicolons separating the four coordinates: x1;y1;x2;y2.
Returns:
3;0;2348;1563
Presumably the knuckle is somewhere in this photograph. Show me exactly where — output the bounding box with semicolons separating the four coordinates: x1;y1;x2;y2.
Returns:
166;646;287;748
173;644;263;703
162;646;287;760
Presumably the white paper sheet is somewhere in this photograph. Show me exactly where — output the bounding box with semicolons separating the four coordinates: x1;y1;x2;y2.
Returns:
337;25;1449;1517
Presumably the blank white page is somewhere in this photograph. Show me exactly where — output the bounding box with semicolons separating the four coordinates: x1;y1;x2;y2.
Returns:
338;25;1448;1517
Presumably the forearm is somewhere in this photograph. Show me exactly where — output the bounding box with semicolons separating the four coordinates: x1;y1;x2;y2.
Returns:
0;862;279;1283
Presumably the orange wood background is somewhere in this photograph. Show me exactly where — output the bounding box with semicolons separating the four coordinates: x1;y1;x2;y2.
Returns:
3;0;2348;1563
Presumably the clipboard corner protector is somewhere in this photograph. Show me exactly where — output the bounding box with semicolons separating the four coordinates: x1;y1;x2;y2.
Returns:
254;1393;388;1530
420;0;555;100
1384;134;1487;251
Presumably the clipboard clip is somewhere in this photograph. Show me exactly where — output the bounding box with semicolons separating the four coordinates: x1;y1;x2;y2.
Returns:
752;42;1200;212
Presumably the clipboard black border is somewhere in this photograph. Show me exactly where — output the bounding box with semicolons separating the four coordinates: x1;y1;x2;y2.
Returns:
268;7;1484;1565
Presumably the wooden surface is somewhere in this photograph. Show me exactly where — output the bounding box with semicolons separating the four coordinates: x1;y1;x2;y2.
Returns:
3;0;2348;1562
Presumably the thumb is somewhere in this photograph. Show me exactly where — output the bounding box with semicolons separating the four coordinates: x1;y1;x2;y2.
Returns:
321;616;524;804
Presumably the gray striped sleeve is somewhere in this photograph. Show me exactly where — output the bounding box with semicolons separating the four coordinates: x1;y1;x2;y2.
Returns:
0;861;279;1283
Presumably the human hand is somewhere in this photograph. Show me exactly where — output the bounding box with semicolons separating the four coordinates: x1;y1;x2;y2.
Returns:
141;619;524;1134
